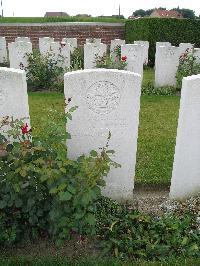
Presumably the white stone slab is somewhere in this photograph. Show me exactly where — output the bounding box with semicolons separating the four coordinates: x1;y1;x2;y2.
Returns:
134;41;149;65
156;42;171;51
179;43;194;55
64;69;142;202
86;38;101;45
121;44;144;76
0;37;7;63
170;75;200;200
8;41;32;70
62;38;77;53
155;46;180;87
39;37;54;56
194;48;200;63
0;67;29;121
50;42;70;69
84;43;107;69
110;39;125;62
15;37;31;42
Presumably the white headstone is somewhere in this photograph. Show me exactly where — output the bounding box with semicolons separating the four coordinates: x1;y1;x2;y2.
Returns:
15;37;31;43
86;38;101;45
155;46;180;87
156;42;171;51
0;67;29;121
121;44;144;76
64;69;142;202
8;41;32;70
62;38;77;53
50;42;70;69
134;41;149;65
84;43;107;69
170;75;200;200
39;37;54;56
194;48;200;63
0;37;7;64
179;43;194;55
110;39;125;62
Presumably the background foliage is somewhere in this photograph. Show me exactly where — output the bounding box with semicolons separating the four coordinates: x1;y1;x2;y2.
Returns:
125;18;200;65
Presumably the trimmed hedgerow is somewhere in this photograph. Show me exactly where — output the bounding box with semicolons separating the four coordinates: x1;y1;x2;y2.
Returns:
125;18;200;65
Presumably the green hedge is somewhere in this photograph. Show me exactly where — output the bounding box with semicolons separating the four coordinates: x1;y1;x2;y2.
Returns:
125;18;200;65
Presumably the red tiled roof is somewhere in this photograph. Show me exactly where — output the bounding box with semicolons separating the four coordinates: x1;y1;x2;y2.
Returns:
155;9;182;18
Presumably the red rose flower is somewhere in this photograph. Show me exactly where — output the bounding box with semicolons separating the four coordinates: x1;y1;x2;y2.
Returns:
21;123;29;135
121;56;127;61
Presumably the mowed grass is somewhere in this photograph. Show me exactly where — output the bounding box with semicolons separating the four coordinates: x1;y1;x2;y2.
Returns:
28;69;180;186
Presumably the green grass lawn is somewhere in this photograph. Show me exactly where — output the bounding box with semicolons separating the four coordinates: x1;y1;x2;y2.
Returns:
29;69;180;186
0;16;125;23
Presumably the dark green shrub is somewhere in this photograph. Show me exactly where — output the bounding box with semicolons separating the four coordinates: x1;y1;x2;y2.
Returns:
0;106;117;246
70;47;84;70
176;49;200;89
125;18;200;65
96;197;200;260
142;82;177;95
26;50;65;91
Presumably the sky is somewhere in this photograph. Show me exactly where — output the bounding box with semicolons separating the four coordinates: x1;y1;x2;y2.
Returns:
2;0;200;18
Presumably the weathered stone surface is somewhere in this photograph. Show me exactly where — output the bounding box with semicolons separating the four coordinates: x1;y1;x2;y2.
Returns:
179;43;193;55
121;44;144;76
84;43;107;69
110;39;125;61
0;37;7;63
170;75;200;200
62;38;77;53
0;67;29;121
8;41;32;69
50;42;70;69
39;37;54;55
134;40;149;64
64;69;142;201
156;42;171;51
155;46;179;87
15;37;31;42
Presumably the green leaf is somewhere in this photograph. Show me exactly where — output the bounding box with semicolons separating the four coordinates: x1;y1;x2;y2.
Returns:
90;150;98;157
66;132;71;139
85;213;96;225
59;191;72;201
0;200;7;209
15;198;23;208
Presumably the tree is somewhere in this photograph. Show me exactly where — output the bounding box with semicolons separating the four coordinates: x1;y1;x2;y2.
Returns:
171;8;195;19
132;9;146;17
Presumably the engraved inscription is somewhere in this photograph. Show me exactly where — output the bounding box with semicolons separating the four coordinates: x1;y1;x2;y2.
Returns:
86;81;120;114
164;48;175;59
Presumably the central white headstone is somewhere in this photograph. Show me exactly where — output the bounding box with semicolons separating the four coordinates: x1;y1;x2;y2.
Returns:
0;67;29;121
64;69;142;201
15;37;31;43
62;38;77;53
121;44;144;76
8;41;32;70
84;43;107;69
110;39;125;62
0;37;7;64
170;75;200;200
134;41;149;65
50;42;70;69
39;37;54;56
155;46;180;87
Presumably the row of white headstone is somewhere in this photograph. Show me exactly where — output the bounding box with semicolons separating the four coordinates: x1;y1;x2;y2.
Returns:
155;42;200;87
0;37;149;76
0;67;199;201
